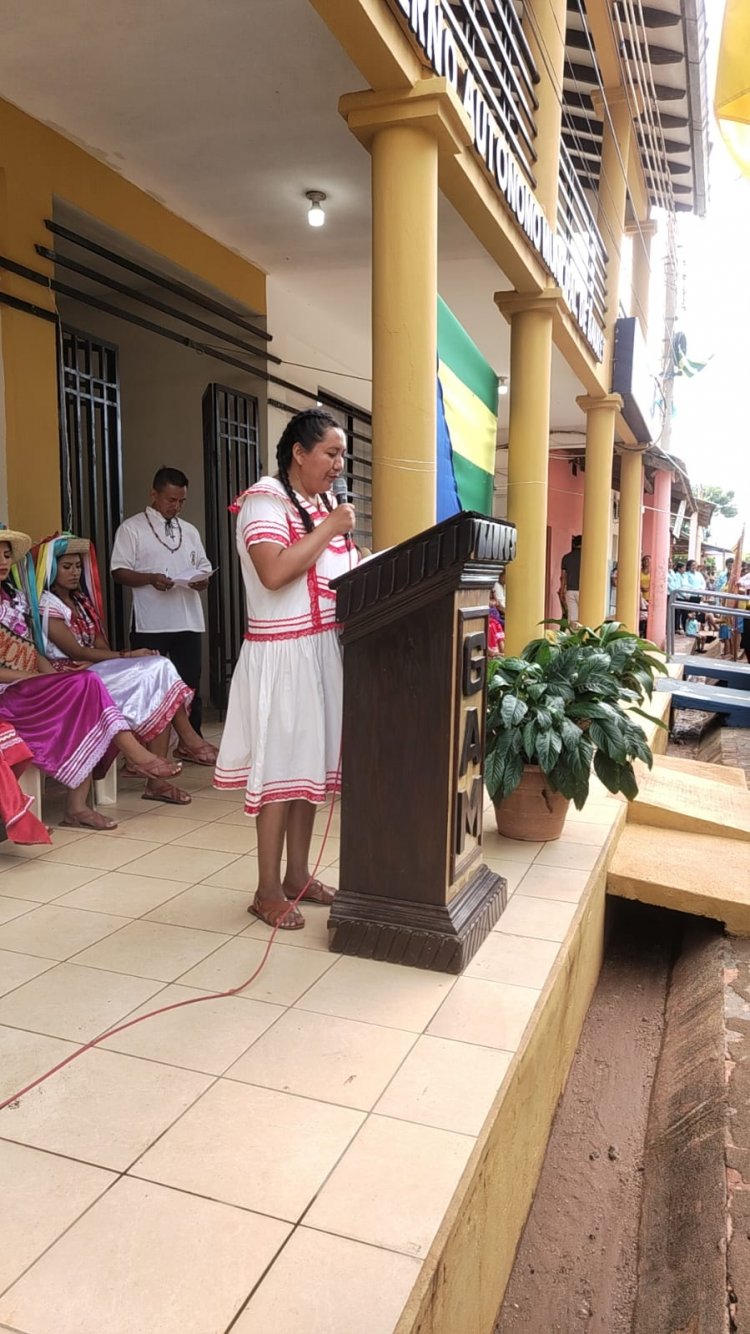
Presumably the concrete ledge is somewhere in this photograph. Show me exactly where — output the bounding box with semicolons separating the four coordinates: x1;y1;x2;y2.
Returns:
633;925;727;1332
395;803;626;1334
609;825;750;935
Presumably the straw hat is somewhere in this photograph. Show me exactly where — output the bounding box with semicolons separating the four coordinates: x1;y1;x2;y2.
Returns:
0;528;32;564
56;535;90;556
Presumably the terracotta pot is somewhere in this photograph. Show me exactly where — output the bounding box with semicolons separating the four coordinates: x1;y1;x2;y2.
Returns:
493;765;570;841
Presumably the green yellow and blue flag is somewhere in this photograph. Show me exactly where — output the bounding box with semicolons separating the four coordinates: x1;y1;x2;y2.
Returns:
437;298;498;520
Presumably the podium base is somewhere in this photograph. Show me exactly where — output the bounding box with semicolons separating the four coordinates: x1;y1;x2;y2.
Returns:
327;865;507;974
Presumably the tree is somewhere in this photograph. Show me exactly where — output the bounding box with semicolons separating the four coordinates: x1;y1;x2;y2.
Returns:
694;483;739;519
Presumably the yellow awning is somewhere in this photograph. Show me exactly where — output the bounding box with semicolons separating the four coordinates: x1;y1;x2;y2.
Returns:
715;0;750;176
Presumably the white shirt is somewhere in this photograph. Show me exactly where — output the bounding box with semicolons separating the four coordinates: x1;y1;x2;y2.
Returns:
110;507;212;633
237;478;355;639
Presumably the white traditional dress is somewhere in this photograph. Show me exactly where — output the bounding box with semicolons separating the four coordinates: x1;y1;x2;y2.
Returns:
39;591;193;742
214;477;355;815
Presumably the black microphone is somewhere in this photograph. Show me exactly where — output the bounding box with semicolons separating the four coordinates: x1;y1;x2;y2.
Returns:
331;476;352;548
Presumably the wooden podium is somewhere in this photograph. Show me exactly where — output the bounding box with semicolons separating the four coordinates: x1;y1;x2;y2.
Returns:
329;511;516;974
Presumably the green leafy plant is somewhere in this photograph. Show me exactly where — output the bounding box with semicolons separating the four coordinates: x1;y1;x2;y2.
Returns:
485;623;666;811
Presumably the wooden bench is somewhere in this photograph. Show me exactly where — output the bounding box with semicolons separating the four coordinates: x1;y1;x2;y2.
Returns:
656;677;750;729
673;655;750;691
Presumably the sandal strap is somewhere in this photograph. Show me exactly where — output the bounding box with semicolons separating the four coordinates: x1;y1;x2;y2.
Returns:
252;893;304;929
301;879;336;905
145;781;191;803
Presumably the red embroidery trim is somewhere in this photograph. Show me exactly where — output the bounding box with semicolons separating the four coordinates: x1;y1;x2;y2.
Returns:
244;622;340;643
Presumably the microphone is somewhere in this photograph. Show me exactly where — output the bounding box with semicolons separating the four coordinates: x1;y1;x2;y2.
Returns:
331;476;352;549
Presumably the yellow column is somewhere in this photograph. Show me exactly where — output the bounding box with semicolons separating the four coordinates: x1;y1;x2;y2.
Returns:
522;0;567;220
591;89;632;376
572;90;633;628
340;82;471;549
625;218;657;337
495;290;564;655
577;394;623;627
616;448;644;631
371;123;436;547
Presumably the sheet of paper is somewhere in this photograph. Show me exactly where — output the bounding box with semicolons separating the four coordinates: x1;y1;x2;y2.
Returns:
170;567;218;589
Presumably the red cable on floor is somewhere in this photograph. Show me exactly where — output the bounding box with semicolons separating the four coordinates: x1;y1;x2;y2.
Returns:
0;783;340;1113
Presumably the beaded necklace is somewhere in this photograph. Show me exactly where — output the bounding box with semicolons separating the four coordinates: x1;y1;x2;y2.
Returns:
144;508;183;552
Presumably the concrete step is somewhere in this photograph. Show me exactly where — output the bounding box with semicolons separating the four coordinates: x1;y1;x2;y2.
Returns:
608;824;750;934
629;753;750;841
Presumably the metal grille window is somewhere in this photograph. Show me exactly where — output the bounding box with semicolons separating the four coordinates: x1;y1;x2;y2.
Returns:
60;327;125;646
203;383;261;710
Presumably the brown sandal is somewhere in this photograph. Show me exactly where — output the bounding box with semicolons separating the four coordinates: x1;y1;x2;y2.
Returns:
128;757;183;781
142;780;192;806
250;892;305;931
61;809;118;832
173;742;218;766
285;878;336;906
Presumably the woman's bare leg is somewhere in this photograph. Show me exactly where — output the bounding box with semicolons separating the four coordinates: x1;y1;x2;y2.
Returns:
255;800;303;927
63;778;117;830
283;800;316;890
115;730;181;778
171;708;218;762
143;728;190;802
283;800;336;904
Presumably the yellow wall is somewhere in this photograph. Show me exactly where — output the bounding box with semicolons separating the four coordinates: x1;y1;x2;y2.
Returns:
0;96;266;536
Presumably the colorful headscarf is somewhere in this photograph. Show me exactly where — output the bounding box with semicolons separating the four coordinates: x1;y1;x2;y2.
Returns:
0;522;42;650
33;533;106;651
34;533;104;617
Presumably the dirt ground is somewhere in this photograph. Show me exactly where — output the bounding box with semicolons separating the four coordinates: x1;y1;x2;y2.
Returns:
494;703;750;1333
495;903;676;1334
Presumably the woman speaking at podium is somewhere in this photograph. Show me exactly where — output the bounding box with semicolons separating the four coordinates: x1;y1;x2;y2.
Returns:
214;409;356;930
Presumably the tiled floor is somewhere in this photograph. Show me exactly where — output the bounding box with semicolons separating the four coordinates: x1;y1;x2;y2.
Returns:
0;743;621;1334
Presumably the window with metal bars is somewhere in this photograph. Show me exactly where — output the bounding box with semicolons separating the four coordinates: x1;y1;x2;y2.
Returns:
202;383;261;710
59;326;125;646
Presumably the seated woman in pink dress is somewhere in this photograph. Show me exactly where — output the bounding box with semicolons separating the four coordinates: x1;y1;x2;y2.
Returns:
36;534;217;808
0;721;51;846
0;528;181;830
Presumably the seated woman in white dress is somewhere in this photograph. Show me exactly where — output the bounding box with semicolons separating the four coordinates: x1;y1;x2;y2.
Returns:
36;534;217;809
0;528;183;832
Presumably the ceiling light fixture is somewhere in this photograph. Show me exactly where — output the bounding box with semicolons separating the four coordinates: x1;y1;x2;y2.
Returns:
306;190;327;228
498;376;509;396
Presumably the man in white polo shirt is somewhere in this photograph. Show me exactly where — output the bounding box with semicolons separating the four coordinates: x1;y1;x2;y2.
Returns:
111;466;214;744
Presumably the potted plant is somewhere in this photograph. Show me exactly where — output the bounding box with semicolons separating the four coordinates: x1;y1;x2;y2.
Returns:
485;621;665;841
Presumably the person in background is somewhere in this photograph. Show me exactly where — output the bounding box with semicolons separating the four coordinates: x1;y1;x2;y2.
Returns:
711;556;734;654
738;563;750;662
639;555;651;637
488;578;505;657
214;409;356;931
559;535;582;625
667;559;685;635
111;466;215;746
714;557;734;592
683;558;706;605
609;562;618;618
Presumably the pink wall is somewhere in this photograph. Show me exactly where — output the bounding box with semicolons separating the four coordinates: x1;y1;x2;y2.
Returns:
547;457;585;621
646;469;672;649
641;487;655;566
